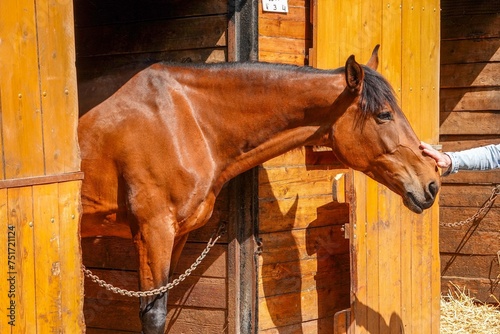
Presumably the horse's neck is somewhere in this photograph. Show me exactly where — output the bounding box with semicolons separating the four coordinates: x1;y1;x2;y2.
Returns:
210;67;347;190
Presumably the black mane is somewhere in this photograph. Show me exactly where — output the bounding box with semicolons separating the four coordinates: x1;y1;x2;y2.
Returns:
360;66;401;115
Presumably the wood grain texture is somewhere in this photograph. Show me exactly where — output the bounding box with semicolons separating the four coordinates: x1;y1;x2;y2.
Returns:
258;0;311;65
439;3;499;303
0;0;83;332
313;1;441;333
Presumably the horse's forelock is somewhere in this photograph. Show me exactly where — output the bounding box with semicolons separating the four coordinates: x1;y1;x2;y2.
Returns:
360;67;401;116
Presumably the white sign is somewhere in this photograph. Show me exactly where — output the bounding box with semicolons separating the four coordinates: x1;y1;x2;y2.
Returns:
262;0;288;13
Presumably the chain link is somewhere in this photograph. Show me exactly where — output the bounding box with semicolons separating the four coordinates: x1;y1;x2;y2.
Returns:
439;185;500;228
82;222;226;298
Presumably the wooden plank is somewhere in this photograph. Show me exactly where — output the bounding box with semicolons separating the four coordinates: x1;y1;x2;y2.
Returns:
440;254;499;279
76;48;227;82
440;111;499;135
259;253;350;296
440;207;500;232
259;36;310;59
74;0;227;27
311;0;341;68
259;226;349;264
259;167;345;200
77;15;227;57
441;14;500;40
380;2;406;333
0;0;44;179
33;183;63;332
258;287;348;331
84;299;141;331
58;181;85;332
441;39;500;64
12;187;37;333
0;189;9;333
262;317;353;334
334;309;351;334
258;51;308;66
351;171;369;334
439;184;500;208
36;0;80;174
441;63;500;88
84;269;227;308
440;88;500;112
82;237;138;270
1;187;38;332
365;179;380;334
165;308;229;334
259;17;311;40
401;1;421;332
82;237;227;275
441;0;500;17
439;138;500;152
439;229;500;255
419;0;440;143
259;197;349;233
359;7;384;331
441;169;500;185
421;5;445;327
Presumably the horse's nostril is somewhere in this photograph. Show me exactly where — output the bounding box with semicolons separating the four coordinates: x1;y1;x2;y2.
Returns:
428;181;438;198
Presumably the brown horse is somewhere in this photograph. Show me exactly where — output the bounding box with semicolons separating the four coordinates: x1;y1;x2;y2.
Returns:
78;46;440;333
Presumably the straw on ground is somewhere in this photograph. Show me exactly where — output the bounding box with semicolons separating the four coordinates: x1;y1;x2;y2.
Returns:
441;283;500;334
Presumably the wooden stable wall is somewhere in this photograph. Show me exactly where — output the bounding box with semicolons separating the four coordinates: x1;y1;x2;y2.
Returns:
439;0;500;303
312;0;440;333
75;1;233;332
0;0;84;332
74;0;228;114
258;149;351;332
258;2;352;332
258;0;312;66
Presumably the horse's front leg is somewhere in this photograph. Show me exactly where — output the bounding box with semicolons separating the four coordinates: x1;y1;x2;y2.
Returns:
133;216;179;334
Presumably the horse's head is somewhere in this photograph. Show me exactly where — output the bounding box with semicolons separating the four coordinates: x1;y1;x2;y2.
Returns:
329;46;440;214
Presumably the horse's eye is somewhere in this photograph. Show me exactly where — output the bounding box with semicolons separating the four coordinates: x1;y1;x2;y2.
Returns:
377;111;393;122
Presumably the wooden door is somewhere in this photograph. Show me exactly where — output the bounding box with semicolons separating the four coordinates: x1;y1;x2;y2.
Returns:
311;0;441;333
0;0;84;332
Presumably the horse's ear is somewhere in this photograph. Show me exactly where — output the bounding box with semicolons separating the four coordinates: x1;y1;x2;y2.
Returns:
345;55;364;92
366;44;380;70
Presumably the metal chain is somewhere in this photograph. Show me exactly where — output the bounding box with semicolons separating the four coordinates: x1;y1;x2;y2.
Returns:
439;185;500;228
82;222;226;298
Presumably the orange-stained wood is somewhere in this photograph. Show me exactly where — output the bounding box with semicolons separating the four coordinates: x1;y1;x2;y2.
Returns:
0;0;83;332
313;0;441;333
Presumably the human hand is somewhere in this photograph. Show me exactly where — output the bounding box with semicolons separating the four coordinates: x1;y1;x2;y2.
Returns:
419;141;451;169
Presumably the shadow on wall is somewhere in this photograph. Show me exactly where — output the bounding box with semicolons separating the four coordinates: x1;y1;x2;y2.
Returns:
258;165;351;333
354;296;405;334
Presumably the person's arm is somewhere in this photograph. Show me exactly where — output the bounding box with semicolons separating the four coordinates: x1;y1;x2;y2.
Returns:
446;144;500;174
420;142;500;176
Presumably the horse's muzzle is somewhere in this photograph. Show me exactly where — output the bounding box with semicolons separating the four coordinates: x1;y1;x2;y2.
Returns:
403;180;439;214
